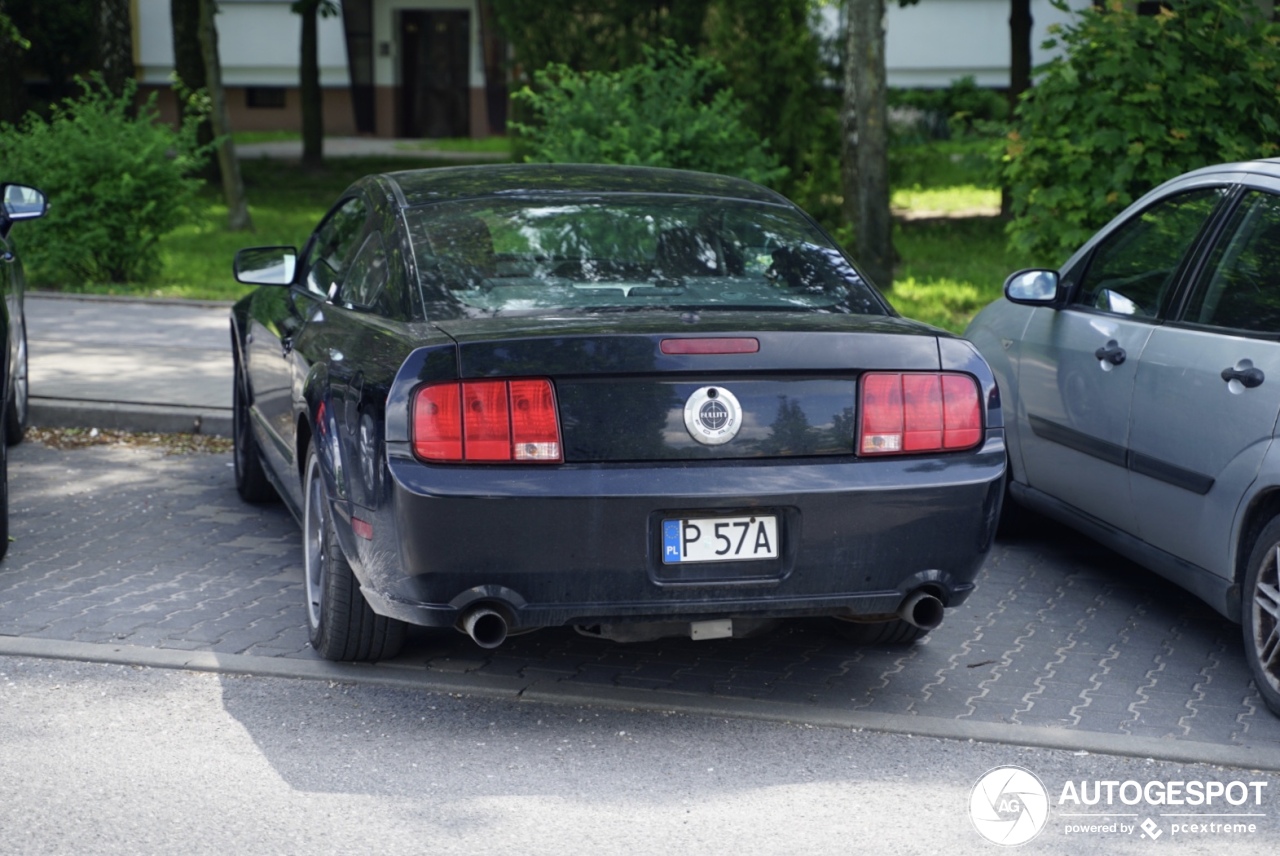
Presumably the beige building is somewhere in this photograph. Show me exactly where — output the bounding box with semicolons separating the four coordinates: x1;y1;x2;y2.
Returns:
134;0;506;138
132;0;1107;140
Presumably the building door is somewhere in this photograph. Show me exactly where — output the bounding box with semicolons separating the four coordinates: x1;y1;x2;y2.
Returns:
400;10;470;138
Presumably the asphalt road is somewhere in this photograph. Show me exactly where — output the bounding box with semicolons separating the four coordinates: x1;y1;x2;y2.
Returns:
1;656;1276;855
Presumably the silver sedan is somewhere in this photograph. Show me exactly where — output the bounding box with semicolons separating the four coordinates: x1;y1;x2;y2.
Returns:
966;158;1280;716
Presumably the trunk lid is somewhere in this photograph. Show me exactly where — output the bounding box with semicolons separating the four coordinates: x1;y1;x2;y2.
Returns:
432;313;943;462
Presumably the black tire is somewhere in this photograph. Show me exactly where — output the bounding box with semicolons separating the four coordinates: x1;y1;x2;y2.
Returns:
303;444;405;661
5;320;28;446
233;363;278;503
830;617;928;646
1242;517;1280;716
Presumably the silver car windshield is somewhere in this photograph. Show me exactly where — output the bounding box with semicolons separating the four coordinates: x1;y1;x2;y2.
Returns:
404;196;887;318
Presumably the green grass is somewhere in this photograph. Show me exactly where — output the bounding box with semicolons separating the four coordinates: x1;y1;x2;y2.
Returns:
394;137;513;154
33;139;1036;330
886;217;1035;333
891;184;999;217
36;156;478;301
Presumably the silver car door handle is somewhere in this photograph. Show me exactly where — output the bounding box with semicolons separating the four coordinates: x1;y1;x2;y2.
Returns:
1094;340;1126;366
1222;365;1265;388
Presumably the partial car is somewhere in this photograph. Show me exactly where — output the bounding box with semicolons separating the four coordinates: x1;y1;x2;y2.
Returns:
965;157;1280;715
0;182;46;560
231;164;1005;661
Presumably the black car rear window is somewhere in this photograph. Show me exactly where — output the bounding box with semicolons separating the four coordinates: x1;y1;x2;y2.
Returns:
404;196;888;318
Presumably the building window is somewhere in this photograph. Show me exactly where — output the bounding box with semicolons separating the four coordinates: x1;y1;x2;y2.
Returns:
246;87;286;109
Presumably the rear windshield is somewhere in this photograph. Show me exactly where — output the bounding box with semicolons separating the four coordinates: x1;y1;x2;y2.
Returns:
404;195;888;318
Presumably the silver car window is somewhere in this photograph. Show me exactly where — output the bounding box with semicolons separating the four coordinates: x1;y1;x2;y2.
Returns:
1072;188;1225;318
1182;190;1280;334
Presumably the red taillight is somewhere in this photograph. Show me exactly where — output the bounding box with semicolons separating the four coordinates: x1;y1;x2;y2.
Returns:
412;379;561;464
463;380;511;461
508;379;561;461
412;383;463;461
858;372;982;456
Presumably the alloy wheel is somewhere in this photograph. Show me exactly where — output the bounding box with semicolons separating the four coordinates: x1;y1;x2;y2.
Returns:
303;455;327;631
1253;544;1280;696
12;331;26;427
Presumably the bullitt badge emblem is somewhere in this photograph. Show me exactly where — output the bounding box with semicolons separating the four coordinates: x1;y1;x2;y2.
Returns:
684;387;742;446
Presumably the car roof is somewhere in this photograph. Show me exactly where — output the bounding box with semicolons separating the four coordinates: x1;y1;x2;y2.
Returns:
377;163;791;209
1175;157;1280;183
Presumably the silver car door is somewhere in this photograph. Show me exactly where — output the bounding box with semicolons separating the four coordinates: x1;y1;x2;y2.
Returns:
1129;186;1280;578
1017;187;1228;536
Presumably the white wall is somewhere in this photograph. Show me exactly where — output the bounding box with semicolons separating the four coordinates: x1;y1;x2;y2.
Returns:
134;0;351;87
887;0;1086;88
136;0;1092;93
820;0;1091;89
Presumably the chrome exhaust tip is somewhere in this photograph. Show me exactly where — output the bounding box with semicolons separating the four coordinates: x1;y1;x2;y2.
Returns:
899;591;945;630
461;606;510;649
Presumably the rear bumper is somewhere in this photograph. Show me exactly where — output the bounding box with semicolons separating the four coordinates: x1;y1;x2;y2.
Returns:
355;434;1004;630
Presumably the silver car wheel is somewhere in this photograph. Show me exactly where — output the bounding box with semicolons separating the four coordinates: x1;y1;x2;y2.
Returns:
303;453;327;632
1253;544;1280;696
13;330;26;426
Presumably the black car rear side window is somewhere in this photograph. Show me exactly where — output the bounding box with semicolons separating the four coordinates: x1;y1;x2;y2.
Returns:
341;232;389;312
303;196;369;298
1180;190;1280;335
1072;187;1226;319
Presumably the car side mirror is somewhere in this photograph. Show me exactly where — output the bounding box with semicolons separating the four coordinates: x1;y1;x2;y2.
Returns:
1004;268;1060;305
235;246;298;286
1;184;47;221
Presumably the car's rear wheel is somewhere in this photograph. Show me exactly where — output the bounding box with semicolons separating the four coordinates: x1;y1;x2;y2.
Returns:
233;364;277;503
5;321;28;446
303;444;405;661
830;617;928;646
1243;517;1280;716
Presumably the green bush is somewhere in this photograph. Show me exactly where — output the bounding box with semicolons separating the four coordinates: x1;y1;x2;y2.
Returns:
510;42;786;188
889;76;1009;143
703;0;836;210
1005;0;1280;262
0;76;207;284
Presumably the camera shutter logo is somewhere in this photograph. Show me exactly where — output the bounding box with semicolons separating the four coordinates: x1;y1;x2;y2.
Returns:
683;387;742;445
970;766;1050;846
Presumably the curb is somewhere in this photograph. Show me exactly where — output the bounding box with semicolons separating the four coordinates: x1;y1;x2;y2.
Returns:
28;291;236;309
3;635;1278;772
30;398;232;437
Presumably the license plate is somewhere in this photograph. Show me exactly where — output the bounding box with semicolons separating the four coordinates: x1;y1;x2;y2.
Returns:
661;515;779;564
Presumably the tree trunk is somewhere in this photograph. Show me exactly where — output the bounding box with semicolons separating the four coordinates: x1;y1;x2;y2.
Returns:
172;0;220;183
97;0;135;101
0;4;27;125
841;0;893;290
299;0;324;169
198;0;253;232
1004;0;1032;217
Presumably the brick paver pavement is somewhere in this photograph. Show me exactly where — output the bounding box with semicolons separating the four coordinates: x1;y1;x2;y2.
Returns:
6;438;1280;755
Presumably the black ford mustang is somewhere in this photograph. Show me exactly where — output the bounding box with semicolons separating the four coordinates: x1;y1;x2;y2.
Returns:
231;164;1004;661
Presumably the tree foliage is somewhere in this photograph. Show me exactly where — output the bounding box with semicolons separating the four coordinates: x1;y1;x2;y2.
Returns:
0;77;207;284
703;0;838;219
1005;0;1280;261
487;0;711;75
510;42;785;187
